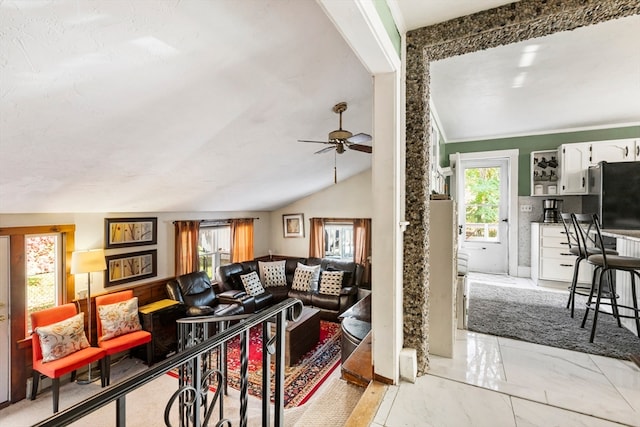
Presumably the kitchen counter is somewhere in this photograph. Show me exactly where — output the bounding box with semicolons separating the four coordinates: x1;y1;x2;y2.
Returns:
601;229;640;242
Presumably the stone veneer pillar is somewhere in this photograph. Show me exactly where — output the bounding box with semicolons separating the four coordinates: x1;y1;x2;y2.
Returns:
404;0;639;375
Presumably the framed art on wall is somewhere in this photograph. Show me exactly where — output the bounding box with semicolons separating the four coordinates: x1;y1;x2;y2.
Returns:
105;249;157;287
105;217;157;249
283;213;304;238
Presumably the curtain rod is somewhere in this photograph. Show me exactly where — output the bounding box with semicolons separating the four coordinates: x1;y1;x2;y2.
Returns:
172;217;259;224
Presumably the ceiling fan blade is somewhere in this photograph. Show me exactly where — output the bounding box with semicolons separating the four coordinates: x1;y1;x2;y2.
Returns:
298;139;332;145
314;146;335;154
347;133;372;144
349;144;372;153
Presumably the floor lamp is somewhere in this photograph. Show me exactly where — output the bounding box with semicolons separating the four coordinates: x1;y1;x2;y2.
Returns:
71;249;106;384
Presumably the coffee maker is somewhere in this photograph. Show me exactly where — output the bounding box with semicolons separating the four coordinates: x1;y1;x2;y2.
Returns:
543;198;560;223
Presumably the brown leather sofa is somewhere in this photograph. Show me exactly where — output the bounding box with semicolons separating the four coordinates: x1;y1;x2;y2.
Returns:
216;257;363;321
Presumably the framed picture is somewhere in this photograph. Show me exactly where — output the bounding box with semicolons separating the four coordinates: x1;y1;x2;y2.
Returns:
283;213;304;238
105;249;157;287
105;217;157;249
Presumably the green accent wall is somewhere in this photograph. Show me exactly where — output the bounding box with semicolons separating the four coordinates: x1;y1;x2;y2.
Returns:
442;126;640;196
374;0;401;58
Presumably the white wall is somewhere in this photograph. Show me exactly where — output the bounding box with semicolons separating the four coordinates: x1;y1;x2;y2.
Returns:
0;211;271;295
268;169;373;257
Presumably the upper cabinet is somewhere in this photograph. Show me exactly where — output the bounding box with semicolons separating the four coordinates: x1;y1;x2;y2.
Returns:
590;139;639;164
559;142;590;194
531;149;560;196
554;139;639;196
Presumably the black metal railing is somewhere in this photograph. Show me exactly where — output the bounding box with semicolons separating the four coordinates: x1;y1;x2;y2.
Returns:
33;298;303;427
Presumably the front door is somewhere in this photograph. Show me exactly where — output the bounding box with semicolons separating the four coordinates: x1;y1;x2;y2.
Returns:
0;236;10;404
457;158;510;274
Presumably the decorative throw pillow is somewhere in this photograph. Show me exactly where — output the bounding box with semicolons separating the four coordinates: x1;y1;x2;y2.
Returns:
291;268;314;292
241;271;266;296
319;271;344;296
296;263;321;291
258;260;287;287
35;313;90;363
98;297;142;341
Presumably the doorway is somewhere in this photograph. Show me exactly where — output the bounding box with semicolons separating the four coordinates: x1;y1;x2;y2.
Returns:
1;236;10;405
451;149;519;276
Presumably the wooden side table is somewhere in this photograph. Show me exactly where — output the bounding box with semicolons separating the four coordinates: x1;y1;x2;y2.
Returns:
138;299;186;364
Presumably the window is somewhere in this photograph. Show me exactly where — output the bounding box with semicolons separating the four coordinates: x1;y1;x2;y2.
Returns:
198;225;231;279
464;166;500;242
324;223;354;260
26;234;62;332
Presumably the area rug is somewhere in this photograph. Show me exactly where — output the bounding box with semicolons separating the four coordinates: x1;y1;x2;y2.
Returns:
169;320;342;409
224;320;341;408
467;282;640;360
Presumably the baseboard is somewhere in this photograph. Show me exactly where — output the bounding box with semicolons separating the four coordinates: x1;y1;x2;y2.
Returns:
517;266;531;278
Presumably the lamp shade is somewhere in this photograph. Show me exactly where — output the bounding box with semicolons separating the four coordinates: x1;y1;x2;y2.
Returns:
71;249;106;274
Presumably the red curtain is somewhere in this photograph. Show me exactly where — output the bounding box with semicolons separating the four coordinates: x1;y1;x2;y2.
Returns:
230;218;254;263
308;218;325;258
174;221;200;276
354;218;372;285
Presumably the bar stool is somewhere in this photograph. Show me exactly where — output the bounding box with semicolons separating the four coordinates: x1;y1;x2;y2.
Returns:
574;213;640;342
560;212;618;318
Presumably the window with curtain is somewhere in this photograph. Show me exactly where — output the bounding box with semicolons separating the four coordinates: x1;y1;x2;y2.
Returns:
309;217;371;284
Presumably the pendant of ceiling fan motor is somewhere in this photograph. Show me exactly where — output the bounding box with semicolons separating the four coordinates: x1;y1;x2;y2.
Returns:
328;102;353;146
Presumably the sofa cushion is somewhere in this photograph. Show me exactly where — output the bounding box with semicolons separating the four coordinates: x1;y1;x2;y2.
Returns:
35;313;90;363
258;260;287;287
241;271;266;296
319;271;344;296
98;297;142;341
291;268;314;291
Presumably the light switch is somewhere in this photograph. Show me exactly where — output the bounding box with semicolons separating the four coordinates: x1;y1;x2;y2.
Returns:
520;204;533;212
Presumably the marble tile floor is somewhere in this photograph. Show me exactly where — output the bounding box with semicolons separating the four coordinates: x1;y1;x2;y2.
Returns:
373;317;640;426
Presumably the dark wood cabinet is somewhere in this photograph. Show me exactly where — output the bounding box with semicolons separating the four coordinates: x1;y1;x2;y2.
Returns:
137;299;186;364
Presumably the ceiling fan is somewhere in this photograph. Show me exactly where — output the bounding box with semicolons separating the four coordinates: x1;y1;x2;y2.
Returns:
298;102;373;155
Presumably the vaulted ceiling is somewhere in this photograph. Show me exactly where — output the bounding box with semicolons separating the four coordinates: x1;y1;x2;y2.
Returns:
1;1;637;214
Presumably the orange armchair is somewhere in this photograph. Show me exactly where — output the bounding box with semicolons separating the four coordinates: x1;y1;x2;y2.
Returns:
31;303;106;413
95;290;152;386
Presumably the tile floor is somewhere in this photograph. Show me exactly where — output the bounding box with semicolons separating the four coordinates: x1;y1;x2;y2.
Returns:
372;273;640;427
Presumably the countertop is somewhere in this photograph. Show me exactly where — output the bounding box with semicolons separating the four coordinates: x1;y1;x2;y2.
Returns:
600;229;640;242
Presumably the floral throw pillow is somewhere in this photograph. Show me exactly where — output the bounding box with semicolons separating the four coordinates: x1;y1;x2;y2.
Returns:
241;271;266;296
35;313;89;363
258;261;287;287
98;297;142;341
291;268;314;292
319;271;344;296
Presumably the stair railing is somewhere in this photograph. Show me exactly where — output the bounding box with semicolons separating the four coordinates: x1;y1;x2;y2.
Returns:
33;298;303;427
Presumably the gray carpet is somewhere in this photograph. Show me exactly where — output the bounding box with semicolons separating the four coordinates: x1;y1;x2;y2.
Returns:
467;282;640;360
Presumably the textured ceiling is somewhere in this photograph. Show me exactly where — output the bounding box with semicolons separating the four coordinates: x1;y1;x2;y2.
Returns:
430;14;640;142
2;1;637;214
0;0;373;213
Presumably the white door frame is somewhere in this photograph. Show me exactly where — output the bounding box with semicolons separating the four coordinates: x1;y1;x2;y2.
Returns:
450;149;519;276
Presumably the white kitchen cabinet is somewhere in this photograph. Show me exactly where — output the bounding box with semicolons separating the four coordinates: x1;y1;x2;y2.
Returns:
530;149;560;196
589;138;639;164
531;223;592;286
559;142;590;194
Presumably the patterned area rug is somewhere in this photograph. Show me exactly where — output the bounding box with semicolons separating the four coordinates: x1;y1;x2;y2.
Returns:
225;320;341;408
